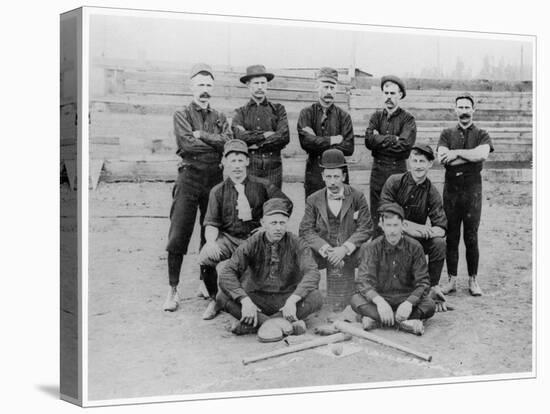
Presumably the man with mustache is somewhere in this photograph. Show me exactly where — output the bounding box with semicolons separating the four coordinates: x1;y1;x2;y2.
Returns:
231;65;289;189
164;63;231;312
365;75;417;234
299;149;373;286
437;92;494;296
380;144;449;311
351;203;435;335
216;198;323;339
198;139;292;319
298;67;355;197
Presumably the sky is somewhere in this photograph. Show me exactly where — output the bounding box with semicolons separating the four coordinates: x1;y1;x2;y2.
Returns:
89;13;534;79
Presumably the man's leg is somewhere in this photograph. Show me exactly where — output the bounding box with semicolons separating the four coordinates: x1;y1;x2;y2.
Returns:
350;293;381;320
295;289;324;320
463;177;483;296
442;181;462;293
419;237;446;287
198;185;219;299
409;295;436;320
216;290;270;335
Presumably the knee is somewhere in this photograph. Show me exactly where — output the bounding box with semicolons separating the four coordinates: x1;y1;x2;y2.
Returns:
198;246;217;267
304;289;324;312
463;231;479;248
350;293;367;314
431;237;446;259
419;297;436;320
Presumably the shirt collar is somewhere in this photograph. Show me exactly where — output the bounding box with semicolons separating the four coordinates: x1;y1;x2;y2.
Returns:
383;106;402;119
190;100;211;112
383;235;405;252
315;101;334;112
456;122;475;131
247;97;269;107
405;171;429;188
326;187;345;200
226;175;249;187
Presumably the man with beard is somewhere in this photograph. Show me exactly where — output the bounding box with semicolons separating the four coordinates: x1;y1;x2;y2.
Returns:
198;139;292;319
298;67;355;197
164;63;231;312
380;144;449;311
231;65;289;189
216;198;323;339
437;92;494;297
351;203;435;335
365;75;417;233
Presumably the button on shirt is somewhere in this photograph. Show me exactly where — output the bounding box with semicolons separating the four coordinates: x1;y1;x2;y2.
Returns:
356;235;430;306
298;102;355;157
380;172;447;230
231;99;290;152
219;232;321;301
437;123;494;174
203;176;291;239
173;101;232;162
365;107;417;162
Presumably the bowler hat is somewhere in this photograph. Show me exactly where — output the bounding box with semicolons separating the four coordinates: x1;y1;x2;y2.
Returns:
378;203;405;220
380;75;406;99
317;67;338;84
189;63;214;80
240;65;275;84
223;139;249;157
411;143;435;161
318;149;347;169
263;198;292;217
455;92;475;106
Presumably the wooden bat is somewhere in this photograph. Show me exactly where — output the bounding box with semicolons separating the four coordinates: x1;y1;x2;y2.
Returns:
333;321;432;362
242;333;351;365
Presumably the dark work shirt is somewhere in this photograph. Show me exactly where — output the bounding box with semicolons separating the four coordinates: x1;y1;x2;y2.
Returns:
203;175;291;239
356;235;430;306
173;101;232;163
297;102;355;157
365;107;417;162
231;98;290;153
219;231;320;301
437;123;494;174
380;172;447;230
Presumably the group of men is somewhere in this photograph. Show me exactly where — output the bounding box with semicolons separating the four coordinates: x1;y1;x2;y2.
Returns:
162;62;493;340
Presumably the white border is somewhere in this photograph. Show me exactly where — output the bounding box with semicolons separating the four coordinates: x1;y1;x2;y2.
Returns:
78;5;537;408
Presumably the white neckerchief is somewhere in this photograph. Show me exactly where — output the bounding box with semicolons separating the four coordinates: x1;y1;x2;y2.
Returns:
234;181;252;221
327;189;344;216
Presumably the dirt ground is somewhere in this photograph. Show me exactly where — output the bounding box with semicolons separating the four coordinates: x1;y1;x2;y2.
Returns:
82;179;533;402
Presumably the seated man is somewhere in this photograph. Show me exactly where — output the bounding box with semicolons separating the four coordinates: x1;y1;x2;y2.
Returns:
216;198;323;339
299;149;373;307
380;143;449;311
351;203;436;335
199;139;291;319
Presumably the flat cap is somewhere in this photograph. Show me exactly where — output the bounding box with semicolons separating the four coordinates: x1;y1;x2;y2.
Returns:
317;67;338;84
411;143;435;161
319;148;347;169
240;64;275;84
223;139;249;157
263;198;292;217
378;202;405;220
380;75;406;98
190;63;214;80
455;92;475;106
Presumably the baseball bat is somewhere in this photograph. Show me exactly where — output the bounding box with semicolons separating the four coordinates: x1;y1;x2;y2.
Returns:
333;321;432;362
242;333;351;365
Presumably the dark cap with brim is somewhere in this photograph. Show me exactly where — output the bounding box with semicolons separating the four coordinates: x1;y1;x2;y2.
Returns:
190;63;214;80
317;67;338;84
380;75;406;98
411;143;435;161
378;202;405;220
240;64;275;84
223;139;249;157
455;92;475;106
318;148;347;169
263;198;292;217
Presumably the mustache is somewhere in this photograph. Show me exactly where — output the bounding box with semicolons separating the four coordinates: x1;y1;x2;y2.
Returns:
459;114;471;119
323;94;334;99
385;99;394;104
199;92;211;98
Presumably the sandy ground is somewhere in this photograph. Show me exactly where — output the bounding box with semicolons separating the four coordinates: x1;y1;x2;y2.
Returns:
81;179;532;401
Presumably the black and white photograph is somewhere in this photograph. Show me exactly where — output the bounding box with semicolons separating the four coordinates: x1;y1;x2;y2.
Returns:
57;3;538;409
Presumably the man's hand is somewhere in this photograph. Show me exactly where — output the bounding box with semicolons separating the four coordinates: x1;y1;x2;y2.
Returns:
240;297;260;326
326;246;348;266
302;126;316;136
235;125;246;132
373;297;394;326
330;135;343;145
192;130;201;139
279;295;300;322
202;241;222;262
395;301;413;323
440;150;459;164
263;131;275;139
430;285;452;312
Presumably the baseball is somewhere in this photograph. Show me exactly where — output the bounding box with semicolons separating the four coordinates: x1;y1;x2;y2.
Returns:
331;343;343;356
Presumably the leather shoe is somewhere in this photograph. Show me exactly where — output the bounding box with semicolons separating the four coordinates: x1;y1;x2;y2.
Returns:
361;316;379;331
468;277;483;296
196;280;210;299
230;320;259;336
162;287;179;312
440;276;457;295
398;319;424;336
202;299;220;320
291;320;307;336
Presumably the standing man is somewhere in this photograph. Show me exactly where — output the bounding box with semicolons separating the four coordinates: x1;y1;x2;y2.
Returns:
232;65;290;189
365;75;417;231
298;67;355;197
299;149;373;275
351;203;436;335
164;63;232;312
380;144;449;310
438;92;494;296
217;198;323;339
199;139;292;319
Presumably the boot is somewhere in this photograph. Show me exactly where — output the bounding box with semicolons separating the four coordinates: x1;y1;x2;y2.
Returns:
162;286;179;312
196;280;210;299
468;276;483;296
440;275;457;295
202;298;221;320
361;316;379;331
398;319;424;336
